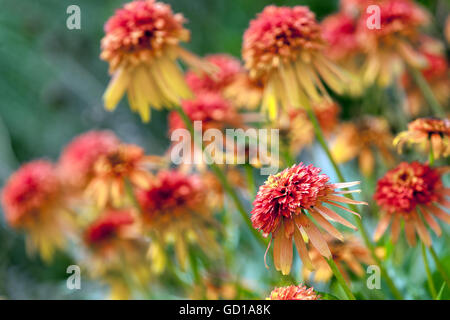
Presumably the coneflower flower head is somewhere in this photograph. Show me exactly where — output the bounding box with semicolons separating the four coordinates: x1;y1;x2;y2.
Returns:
357;0;430;86
267;284;319;300
137;170;217;272
251;163;366;275
394;118;450;159
85;144;159;208
58;130;120;189
242;6;353;119
374;162;450;246
185;54;242;94
101;0;211;122
1;161;71;261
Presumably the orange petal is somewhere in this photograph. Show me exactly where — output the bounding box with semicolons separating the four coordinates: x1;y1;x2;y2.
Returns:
426;205;450;224
413;211;431;247
421;207;442;236
293;226;313;270
326;194;368;206
315;205;357;230
374;213;392;241
310;209;344;241
298;215;331;259
404;219;417;247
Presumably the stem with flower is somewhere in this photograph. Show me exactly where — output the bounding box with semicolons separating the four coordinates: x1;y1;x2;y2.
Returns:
407;66;445;118
173;104;267;248
304;102;404;300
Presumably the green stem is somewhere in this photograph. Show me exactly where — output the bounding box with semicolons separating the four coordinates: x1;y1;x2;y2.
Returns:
429;246;450;288
124;177;142;212
305;105;404;300
326;258;356;300
188;246;201;285
407;66;445;118
421;242;437;299
173;105;267;248
428;145;435;166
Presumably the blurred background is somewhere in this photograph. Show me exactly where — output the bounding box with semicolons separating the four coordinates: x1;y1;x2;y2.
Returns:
0;0;448;299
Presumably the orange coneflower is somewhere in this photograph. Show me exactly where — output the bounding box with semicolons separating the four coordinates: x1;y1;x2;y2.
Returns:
374;162;450;246
58;130;120;190
357;0;429;86
331;117;395;176
251;163;367;275
83;209;150;300
267;284;319;300
101;0;214;122
394;118;450;159
137;170;218;272
242;5;354;119
303;234;373;282
85;144;162;208
1;161;72;261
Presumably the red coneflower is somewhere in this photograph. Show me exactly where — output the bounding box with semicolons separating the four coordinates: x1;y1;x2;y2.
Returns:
101;0;213;122
1;161;72;261
185;54;242;94
251;163;366;275
394;118;450;159
137;170;218;272
357;0;429;86
85;144;162;208
267;284;319;300
242;5;353;119
84;209;150;300
58;130;120;189
374;162;450;246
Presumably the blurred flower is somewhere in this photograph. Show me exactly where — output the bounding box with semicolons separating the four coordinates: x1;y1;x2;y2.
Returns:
278;101;340;155
224;71;265;110
402;48;449;116
168;92;244;171
251;163;366;275
357;0;429;86
169;92;241;132
58;130;120;189
303;234;373;282
185;54;242;94
83;209;150;300
374;162;450;246
137;170;218;272
242;5;353;119
267;284;319;300
1;161;72;261
85;144;161;208
322;12;361;63
331;117;394;176
101;0;214;122
394;118;450;159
